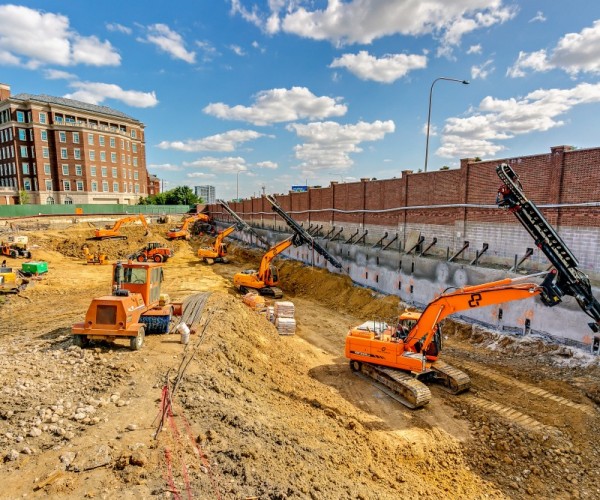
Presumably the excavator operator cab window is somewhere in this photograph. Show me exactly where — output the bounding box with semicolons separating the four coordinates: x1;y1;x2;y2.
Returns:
270;266;278;282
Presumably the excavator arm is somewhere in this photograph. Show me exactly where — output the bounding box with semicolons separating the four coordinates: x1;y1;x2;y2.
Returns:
257;236;295;281
92;214;149;240
213;224;237;251
496;163;600;332
403;274;554;353
218;200;269;247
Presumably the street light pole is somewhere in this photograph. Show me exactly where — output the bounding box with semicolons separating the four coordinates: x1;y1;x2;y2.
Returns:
424;77;470;173
236;170;240;200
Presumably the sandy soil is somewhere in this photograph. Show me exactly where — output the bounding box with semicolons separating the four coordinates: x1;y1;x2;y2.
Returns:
0;224;599;499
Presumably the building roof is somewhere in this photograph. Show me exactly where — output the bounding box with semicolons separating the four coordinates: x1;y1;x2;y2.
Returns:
10;93;138;122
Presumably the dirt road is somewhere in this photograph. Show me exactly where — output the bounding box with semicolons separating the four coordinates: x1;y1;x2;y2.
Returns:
0;226;599;499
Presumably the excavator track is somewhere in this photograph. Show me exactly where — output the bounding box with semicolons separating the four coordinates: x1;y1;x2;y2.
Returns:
353;362;432;409
260;286;283;299
430;360;471;394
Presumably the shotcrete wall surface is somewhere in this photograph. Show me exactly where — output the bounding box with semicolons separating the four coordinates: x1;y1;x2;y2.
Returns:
229;224;599;352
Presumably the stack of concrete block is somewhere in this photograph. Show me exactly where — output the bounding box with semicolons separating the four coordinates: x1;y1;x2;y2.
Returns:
273;300;296;335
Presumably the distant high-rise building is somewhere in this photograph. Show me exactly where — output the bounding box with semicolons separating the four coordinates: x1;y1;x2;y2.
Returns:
0;83;151;205
195;185;215;204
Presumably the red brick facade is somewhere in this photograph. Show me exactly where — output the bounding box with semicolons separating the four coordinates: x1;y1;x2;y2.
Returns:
211;145;600;230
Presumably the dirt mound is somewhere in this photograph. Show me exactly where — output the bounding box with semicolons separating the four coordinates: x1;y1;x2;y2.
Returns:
159;292;495;499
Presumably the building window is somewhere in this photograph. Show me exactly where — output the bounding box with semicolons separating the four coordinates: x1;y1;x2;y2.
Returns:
46;196;54;204
20;146;28;158
75;164;82;175
59;131;67;143
112;167;117;177
42;147;49;158
24;179;31;190
18;129;26;141
100;151;106;162
99;136;105;147
41;130;48;142
62;164;69;175
45;180;52;191
63;180;71;191
120;139;124;149
133;171;138;180
111;152;117;163
16;111;25;123
74;149;81;160
134;184;140;193
133;157;138;167
90;166;97;176
110;137;116;148
91;181;98;192
72;132;79;143
121;153;125;163
89;150;95;161
22;163;29;174
44;163;51;175
123;182;127;192
132;144;137;153
39;113;47;124
64;196;73;205
54;114;63;123
101;167;107;177
76;180;84;191
130;129;137;138
102;181;109;192
88;134;94;145
61;148;68;159
113;182;119;192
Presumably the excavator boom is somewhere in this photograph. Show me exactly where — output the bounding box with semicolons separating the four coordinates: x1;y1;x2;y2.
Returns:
90;214;149;240
265;194;343;269
166;213;211;240
218;200;269;247
496;163;600;331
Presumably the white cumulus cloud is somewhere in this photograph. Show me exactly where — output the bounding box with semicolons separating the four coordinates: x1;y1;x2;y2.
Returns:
286;120;395;173
141;24;196;64
437;82;600;158
65;81;158;108
232;0;516;55
508;20;600;77
0;4;120;68
158;129;267;152
183;156;249;174
330;50;427;83
204;87;347;126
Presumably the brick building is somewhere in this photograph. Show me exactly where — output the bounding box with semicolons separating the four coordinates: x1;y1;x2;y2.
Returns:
0;83;154;205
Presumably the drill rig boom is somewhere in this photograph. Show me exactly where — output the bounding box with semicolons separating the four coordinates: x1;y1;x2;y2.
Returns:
496;163;600;332
265;194;343;270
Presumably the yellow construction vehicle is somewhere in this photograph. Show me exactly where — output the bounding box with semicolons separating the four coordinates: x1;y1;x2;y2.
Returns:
0;266;27;293
89;214;150;240
82;244;108;265
72;261;182;350
233;236;297;298
197;224;237;264
166;213;211;241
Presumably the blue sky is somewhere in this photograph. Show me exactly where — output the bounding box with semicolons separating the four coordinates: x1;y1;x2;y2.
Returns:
1;1;600;200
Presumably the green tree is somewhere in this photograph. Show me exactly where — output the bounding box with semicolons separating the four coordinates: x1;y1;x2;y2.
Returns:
18;190;29;205
137;186;199;206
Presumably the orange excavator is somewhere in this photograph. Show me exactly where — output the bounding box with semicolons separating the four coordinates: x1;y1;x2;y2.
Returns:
166;213;211;241
89;214;150;240
346;272;561;408
233;235;299;298
197;224;238;264
346;162;600;409
72;260;181;350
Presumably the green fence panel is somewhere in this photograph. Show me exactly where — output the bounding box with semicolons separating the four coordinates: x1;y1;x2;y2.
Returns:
0;204;193;218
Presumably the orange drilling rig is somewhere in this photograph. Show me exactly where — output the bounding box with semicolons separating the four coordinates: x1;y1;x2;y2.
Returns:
89;214;150;241
166;213;211;241
345;162;600;409
72;261;181;350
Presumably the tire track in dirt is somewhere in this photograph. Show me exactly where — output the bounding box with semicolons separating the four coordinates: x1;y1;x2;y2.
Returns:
463;395;557;434
460;360;596;416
